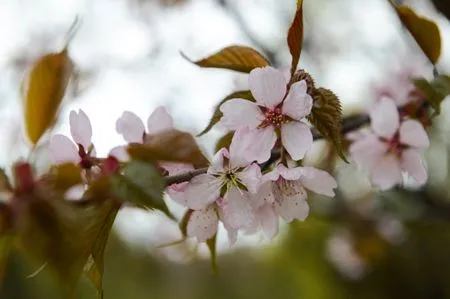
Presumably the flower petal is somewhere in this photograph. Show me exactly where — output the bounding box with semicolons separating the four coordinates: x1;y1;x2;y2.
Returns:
371;154;402;190
108;145;130;162
69;109;93;149
220;187;254;229
348;133;388;170
146;106;174;135
277;164;304;180
183;174;222;209
208;148;227;175
160;162;194;176
282;80;313;120
299;167;337;197
237;163;261;194
229;127;255;168
187;206;218;243
281;121;313;161
256;204;278;240
273;182;309;222
401;148;427;185
220;99;264;130
243;127;277;164
115;111;145;143
249;66;288;108
399;120;429;149
48;134;80;165
369;97;400;139
166;185;188;205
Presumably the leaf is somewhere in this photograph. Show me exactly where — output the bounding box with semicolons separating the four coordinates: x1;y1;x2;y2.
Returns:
49;163;83;191
197;90;253;137
15;196;90;296
287;0;304;76
80;199;120;299
307;88;347;162
414;75;450;116
179;209;194;237
128;130;209;167
214;131;234;153
182;45;269;73
206;234;218;274
395;5;441;64
110;161;171;218
24;49;73;145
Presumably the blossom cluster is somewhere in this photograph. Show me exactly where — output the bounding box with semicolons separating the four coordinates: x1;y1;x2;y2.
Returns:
46;65;432;246
47;66;338;244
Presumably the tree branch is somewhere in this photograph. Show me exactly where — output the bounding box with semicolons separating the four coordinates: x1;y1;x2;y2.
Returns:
164;112;371;186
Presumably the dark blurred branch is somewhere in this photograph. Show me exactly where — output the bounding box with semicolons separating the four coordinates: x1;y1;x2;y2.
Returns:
217;0;278;66
165;113;370;186
431;0;450;20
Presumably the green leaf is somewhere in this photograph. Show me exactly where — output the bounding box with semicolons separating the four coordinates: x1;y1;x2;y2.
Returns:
206;234;218;274
179;209;194;237
182;45;270;73
23;49;73;145
287;0;304;76
414;75;450;116
128;129;209;168
110;161;171;218
395;5;441;64
197;90;253;137
307;88;347;162
214;131;234;153
80;199;120;299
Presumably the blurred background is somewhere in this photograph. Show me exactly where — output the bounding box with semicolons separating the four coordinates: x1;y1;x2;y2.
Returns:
2;0;450;298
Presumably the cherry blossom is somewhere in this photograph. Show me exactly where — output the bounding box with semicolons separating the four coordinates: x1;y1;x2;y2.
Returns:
48;109;96;168
185;202;238;245
183;129;262;232
219;66;313;163
116;106;173;143
251;164;337;239
348;97;429;190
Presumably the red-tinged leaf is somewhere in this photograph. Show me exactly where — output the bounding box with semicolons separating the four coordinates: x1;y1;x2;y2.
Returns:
23;49;73;145
287;0;304;76
307;88;347;162
395;5;441;64
197;90;253;137
15;196;90;296
206;233;218;274
183;45;269;73
128;130;209;168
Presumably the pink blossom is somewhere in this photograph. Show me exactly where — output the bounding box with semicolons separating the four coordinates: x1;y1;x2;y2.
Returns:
348;97;429;190
183;129;262;231
116;106;173;143
251;164;337;239
48;109;96;167
220;66;313;163
186;202;238;245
